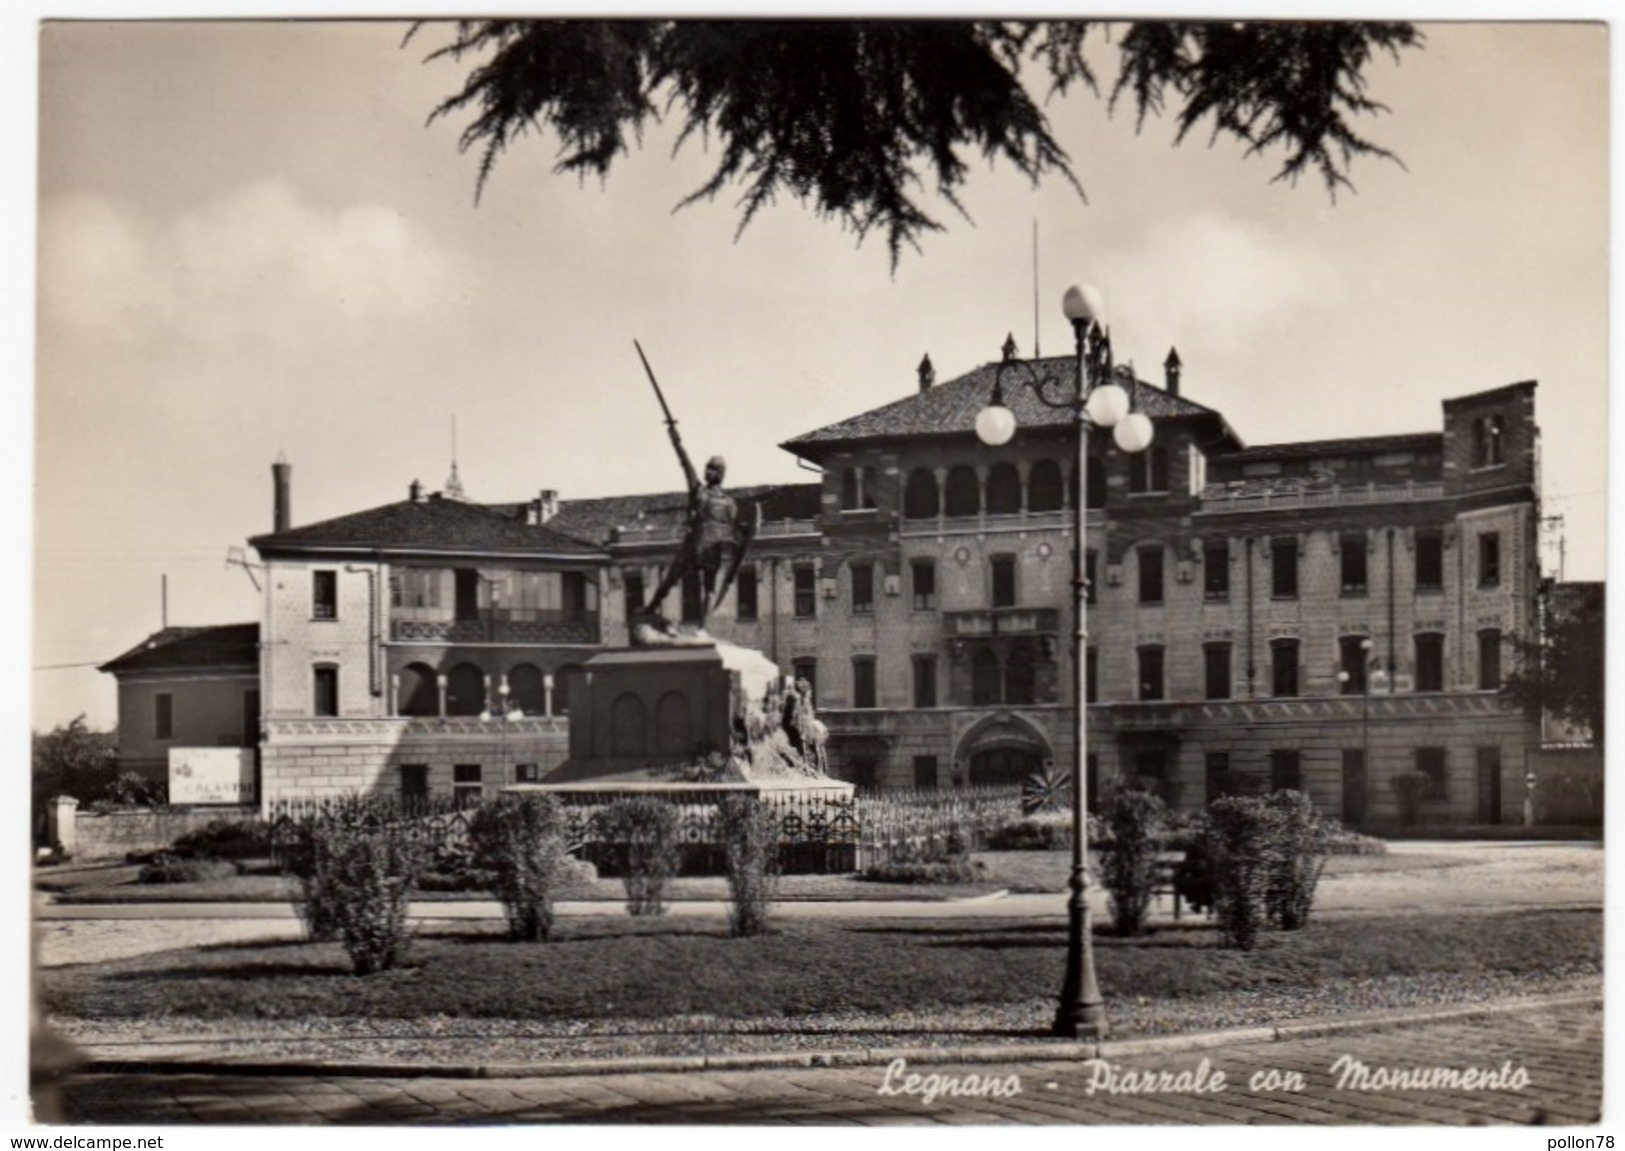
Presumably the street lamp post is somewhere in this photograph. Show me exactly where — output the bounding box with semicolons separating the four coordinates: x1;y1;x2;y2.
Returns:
975;284;1153;1039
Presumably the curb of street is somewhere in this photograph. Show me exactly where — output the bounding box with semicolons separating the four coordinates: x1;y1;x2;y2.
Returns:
75;991;1599;1081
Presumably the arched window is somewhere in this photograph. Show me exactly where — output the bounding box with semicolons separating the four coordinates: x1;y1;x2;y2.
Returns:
972;647;1002;706
611;693;647;756
903;469;940;519
398;662;439;717
552;663;582;717
655;691;693;757
1086;456;1107;508
986;462;1021;515
945;466;980;518
1005;642;1037;706
1028;459;1063;512
445;662;487;716
508;663;545;716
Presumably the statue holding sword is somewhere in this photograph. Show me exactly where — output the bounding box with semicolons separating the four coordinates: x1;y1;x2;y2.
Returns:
632;341;758;635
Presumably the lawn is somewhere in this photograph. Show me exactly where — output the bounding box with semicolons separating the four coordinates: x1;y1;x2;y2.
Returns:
42;909;1599;1024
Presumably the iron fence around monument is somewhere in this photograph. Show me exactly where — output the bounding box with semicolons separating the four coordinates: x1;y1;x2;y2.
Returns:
265;784;1026;875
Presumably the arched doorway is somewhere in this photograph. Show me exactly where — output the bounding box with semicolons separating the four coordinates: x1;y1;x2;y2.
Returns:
655;690;693;757
508;662;545;716
445;662;486;716
398;662;439;717
956;713;1054;789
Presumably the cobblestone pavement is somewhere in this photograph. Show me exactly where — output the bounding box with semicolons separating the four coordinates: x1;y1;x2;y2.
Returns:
50;1002;1600;1126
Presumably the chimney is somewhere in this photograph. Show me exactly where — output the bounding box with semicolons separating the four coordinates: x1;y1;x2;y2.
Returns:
917;353;935;392
1164;347;1183;396
409;478;423;503
271;453;291;532
539;489;560;523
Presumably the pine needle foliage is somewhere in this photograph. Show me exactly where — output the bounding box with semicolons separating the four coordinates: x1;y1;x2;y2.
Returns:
414;20;1421;267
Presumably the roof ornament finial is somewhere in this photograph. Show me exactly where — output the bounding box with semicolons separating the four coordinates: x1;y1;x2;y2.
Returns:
445;414;466;501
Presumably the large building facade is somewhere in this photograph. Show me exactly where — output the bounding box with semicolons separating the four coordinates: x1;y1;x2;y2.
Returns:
219;347;1542;826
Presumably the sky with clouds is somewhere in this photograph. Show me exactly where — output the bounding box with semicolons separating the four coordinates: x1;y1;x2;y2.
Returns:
32;19;1609;731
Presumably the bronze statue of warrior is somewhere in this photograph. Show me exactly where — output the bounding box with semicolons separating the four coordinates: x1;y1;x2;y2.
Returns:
633;342;757;629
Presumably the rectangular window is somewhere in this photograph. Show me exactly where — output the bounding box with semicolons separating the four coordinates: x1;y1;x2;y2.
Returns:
1271;538;1299;598
791;658;818;704
1415;530;1444;592
400;764;429;804
1270;639;1300;698
393;568;440;609
313;570;337;620
990;555;1017;608
1138;546;1164;605
154;693;174;740
913;755;939;789
851;562;875;615
846;757;879;790
1479;532;1501;587
1479;629;1502;691
1204;541;1229;600
1416;747;1448;800
910;559;937;611
1340;534;1368;596
1138;646;1165;702
1085;549;1098;605
680;570;704;623
912;656;937;708
1415;633;1445;692
1270;750;1303;793
1204;643;1232;700
1085;647;1098;705
793;565;817;618
852;657;877;709
313;666;339;717
1130;446;1170;494
735;565;758;621
453;763;482;809
514;763;541;784
1339;636;1371;694
624;569;645;619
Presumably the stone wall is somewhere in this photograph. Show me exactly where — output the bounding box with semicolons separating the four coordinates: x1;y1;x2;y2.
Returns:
54;800;258;861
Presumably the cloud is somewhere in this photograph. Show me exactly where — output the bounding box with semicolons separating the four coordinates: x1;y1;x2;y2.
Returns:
1095;214;1348;359
40;179;458;347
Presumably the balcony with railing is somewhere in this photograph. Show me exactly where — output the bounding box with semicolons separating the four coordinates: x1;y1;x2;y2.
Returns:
1197;479;1446;515
944;607;1061;638
391;610;599;645
610;518;820;547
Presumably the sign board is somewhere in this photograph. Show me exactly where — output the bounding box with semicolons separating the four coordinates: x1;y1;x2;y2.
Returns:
1370;669;1393;695
169;747;256;805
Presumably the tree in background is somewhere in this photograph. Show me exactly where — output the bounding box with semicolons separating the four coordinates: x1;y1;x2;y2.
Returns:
414;20;1422;266
1504;581;1606;749
31;716;118;840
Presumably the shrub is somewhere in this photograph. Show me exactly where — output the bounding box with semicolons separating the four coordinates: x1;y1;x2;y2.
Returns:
1264;790;1328;931
717;795;779;936
596;798;682;916
137;853;239;884
467;793;573;942
1390;770;1428;827
1096;787;1166;936
1325;825;1388;855
290;800;426;973
1203;796;1276;950
985;812;1072;852
863;856;983;884
171;819;272;862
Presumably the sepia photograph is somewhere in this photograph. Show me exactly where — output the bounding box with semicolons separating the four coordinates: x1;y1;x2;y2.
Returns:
23;6;1609;1132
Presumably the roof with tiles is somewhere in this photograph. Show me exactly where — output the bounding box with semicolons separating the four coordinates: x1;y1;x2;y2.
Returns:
99;623;260;674
781;355;1232;458
541;483;823;546
249;494;603;557
1215;432;1444;463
